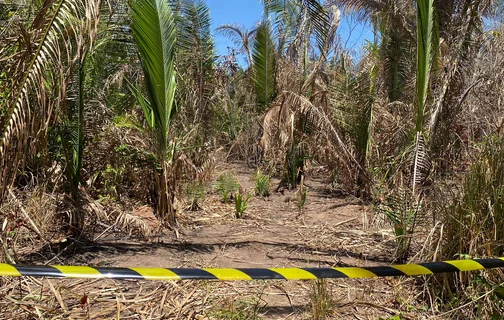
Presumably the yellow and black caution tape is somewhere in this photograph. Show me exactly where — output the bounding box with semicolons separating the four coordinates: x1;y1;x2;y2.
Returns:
0;258;503;281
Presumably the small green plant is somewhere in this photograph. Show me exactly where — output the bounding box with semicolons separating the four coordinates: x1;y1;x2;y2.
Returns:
377;189;417;263
254;170;271;198
186;181;205;211
379;316;404;320
310;279;334;319
285;143;306;189
210;297;263;320
295;185;308;217
214;172;239;203
100;164;124;201
235;192;252;218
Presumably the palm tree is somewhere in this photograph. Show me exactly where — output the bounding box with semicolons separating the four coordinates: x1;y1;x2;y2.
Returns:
334;0;415;102
216;23;256;67
175;0;216;136
254;0;368;191
331;43;378;198
428;0;495;151
130;0;178;226
0;0;100;230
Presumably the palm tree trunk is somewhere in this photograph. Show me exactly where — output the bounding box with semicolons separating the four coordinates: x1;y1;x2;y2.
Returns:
68;56;87;233
246;46;253;68
156;161;176;227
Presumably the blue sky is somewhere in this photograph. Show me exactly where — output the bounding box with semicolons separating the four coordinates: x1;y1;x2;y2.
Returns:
206;0;374;64
207;0;263;65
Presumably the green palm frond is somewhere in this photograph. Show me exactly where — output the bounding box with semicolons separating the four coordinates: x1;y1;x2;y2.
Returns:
126;79;154;128
176;0;215;104
261;0;286;16
410;0;435;194
252;21;277;109
177;0;214;63
262;0;334;58
416;0;434;133
0;0;100;200
302;0;331;55
331;67;373;166
130;0;177;151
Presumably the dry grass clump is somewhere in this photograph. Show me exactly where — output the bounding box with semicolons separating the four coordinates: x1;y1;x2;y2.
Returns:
0;277;211;319
0;185;62;264
425;135;504;318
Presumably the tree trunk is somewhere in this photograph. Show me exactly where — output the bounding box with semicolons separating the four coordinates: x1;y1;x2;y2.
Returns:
156;161;176;228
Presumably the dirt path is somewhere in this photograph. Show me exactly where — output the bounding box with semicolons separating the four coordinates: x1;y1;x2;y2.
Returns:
55;162;419;319
86;163;397;269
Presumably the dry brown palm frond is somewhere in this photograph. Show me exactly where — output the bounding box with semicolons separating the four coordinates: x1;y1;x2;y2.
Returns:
410;132;431;195
103;63;135;93
0;0;101;202
81;187;157;240
286;91;361;165
115;209;159;240
196;155;216;182
259;90;364;189
331;0;414;31
331;0;387;17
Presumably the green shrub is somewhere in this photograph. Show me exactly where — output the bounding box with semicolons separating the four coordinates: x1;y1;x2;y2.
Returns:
235;192;251;218
254;170;271;198
100;164;124;201
214;172;239;203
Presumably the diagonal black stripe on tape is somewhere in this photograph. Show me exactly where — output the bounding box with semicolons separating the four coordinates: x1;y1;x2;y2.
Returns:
302;268;348;279
236;268;285;280
170;269;218;280
474;259;504;270
419;262;460;274
95;267;144;279
364;266;406;277
14;265;64;278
